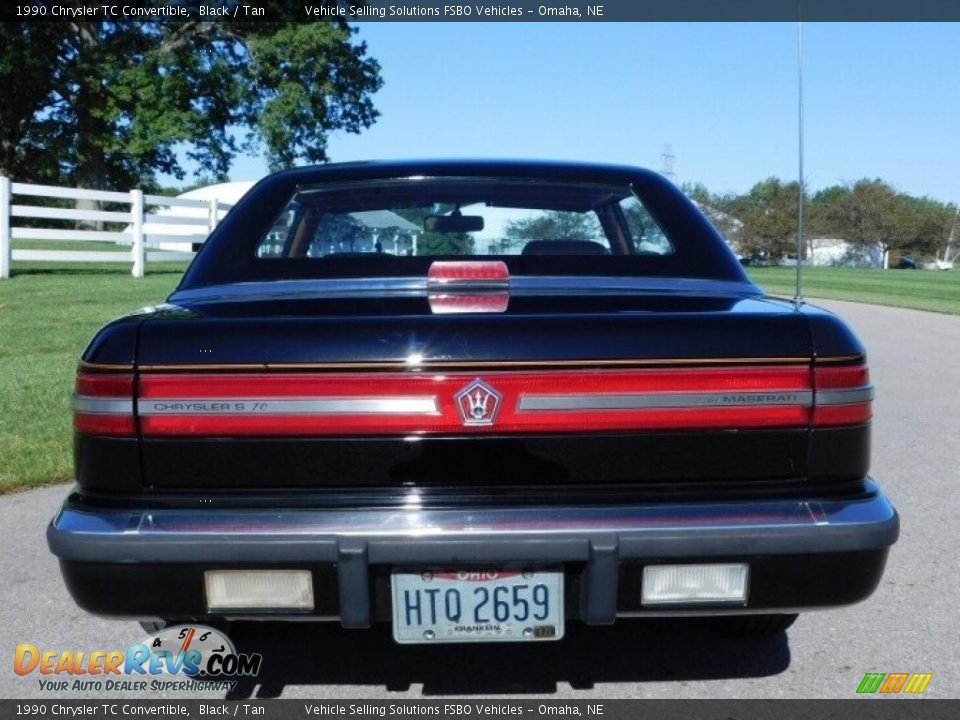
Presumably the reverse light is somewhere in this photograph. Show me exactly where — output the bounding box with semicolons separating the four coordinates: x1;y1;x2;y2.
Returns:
641;564;749;605
204;570;314;612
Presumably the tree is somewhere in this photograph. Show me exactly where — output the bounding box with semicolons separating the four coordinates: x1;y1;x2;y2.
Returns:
818;180;955;267
679;182;713;207
896;195;956;262
0;24;63;184
720;178;803;259
505;211;599;241
0;16;382;192
415;230;475;256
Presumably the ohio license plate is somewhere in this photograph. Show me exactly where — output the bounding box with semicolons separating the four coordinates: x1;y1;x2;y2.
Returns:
391;569;564;644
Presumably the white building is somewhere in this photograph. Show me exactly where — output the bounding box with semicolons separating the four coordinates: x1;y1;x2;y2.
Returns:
142;181;256;253
807;238;884;268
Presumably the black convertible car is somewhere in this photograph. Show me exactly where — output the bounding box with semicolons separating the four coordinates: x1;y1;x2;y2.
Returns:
49;160;898;643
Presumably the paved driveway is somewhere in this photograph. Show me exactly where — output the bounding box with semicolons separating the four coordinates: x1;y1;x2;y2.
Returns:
2;299;957;699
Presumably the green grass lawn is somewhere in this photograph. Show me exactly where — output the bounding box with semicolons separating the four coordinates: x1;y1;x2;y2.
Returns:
13;240;127;252
747;266;960;315
13;238;192;258
0;263;957;493
0;265;187;493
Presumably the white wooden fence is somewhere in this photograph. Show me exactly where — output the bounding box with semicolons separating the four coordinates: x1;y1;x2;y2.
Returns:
0;177;233;279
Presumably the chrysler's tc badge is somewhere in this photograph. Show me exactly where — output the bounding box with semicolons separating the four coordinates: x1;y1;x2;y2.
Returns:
455;379;503;426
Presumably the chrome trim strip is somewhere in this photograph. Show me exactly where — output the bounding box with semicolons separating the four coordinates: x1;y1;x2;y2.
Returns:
170;278;428;304
427;280;509;292
72;395;134;415
136;357;816;372
518;390;813;412
137;397;439;416
511;276;763;298
78;387;870;416
168;276;763;305
816;386;874;406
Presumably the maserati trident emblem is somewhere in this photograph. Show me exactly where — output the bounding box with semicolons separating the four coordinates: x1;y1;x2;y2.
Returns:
455;379;503;426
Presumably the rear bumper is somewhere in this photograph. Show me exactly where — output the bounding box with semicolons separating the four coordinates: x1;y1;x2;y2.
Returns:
48;480;898;626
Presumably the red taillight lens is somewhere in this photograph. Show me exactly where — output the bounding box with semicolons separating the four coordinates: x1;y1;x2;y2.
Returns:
813;365;870;390
427;260;510;283
812;364;873;427
138;366;815;437
76;373;133;397
73;373;135;436
71;362;872;437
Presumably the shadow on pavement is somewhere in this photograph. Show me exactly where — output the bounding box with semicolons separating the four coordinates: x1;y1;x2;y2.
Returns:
221;618;791;698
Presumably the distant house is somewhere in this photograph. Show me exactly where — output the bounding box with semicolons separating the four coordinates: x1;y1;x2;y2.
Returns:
807;238;884;268
133;181;257;253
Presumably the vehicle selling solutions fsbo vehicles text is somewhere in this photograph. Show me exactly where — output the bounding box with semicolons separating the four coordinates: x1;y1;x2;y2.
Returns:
303;705;535;716
302;5;533;18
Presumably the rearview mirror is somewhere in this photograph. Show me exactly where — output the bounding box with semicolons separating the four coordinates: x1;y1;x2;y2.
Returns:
424;214;484;233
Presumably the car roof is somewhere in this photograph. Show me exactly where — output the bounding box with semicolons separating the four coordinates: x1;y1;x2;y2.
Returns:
258;159;664;187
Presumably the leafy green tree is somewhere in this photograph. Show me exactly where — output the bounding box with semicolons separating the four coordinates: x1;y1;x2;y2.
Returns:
0;16;382;192
415;231;475;256
0;24;66;185
505;211;599;241
896;195;956;261
721;178;803;259
818;179;954;267
810;184;850;208
679;182;713;207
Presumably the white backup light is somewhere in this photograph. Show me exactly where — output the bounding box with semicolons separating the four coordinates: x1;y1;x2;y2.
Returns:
204;570;314;611
641;564;749;605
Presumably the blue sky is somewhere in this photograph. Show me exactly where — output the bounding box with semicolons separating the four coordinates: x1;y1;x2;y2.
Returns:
226;23;960;204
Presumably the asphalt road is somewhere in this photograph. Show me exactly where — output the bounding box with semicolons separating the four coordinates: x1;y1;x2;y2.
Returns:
2;299;957;700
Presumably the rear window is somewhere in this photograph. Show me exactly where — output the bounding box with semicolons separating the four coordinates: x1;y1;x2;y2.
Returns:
255;178;673;260
180;165;747;288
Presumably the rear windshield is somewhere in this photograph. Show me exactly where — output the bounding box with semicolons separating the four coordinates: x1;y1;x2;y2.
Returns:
181;168;745;287
255;178;673;260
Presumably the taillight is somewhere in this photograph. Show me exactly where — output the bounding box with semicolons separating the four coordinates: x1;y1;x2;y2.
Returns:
138;366;816;437
83;362;873;438
73;373;136;436
812;364;873;427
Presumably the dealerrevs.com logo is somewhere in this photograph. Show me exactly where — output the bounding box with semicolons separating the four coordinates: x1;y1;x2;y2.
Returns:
857;672;933;695
14;625;262;693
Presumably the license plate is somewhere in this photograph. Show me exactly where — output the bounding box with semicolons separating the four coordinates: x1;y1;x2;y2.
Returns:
391;569;565;644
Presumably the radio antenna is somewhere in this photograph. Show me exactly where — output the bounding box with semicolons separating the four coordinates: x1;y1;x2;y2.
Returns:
794;18;805;303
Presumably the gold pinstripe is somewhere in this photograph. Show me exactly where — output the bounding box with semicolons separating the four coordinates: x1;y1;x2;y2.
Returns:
80;355;864;373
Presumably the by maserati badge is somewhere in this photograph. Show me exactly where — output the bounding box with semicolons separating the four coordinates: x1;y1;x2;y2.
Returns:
455;379;503;426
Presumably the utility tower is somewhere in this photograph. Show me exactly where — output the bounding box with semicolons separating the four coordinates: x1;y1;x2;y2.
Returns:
660;144;676;181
